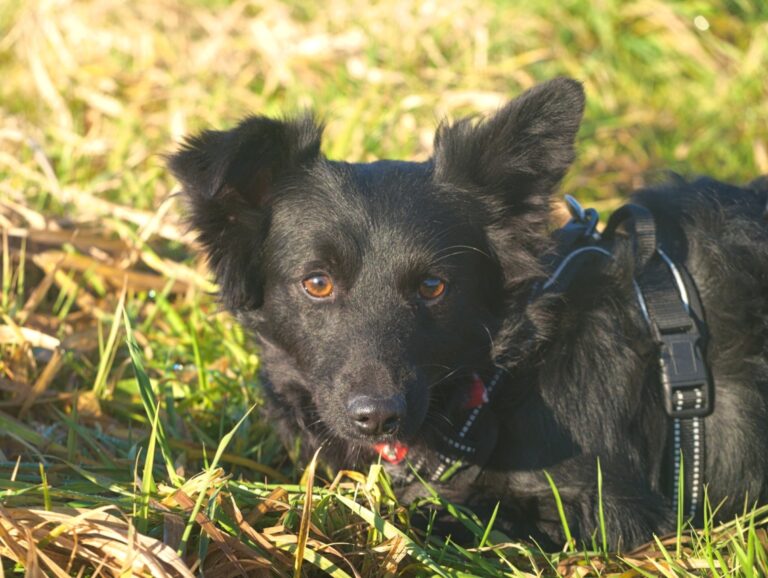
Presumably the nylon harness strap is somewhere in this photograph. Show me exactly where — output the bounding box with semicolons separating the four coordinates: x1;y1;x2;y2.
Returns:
540;199;713;522
604;204;712;522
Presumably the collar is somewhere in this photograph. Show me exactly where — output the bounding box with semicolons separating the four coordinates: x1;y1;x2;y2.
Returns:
374;368;505;483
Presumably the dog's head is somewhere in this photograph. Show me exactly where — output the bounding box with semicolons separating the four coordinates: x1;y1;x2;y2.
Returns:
168;78;585;454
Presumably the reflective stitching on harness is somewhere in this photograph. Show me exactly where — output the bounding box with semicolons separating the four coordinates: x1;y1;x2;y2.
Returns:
443;437;476;453
673;391;684;509
429;368;506;481
673;389;703;520
457;368;504;439
658;247;705;519
690;388;703;519
459;407;483;438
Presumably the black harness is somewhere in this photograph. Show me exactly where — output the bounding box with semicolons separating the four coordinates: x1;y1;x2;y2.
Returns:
535;196;713;521
380;196;714;523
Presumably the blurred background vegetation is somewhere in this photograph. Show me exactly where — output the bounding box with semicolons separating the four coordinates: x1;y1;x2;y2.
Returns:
2;0;767;209
0;1;767;576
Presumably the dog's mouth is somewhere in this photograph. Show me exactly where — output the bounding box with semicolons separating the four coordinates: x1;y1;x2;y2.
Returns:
373;440;410;464
336;371;495;464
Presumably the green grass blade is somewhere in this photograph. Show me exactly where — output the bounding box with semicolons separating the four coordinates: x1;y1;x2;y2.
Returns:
653;534;676;566
92;287;126;398
544;470;574;552
597;457;607;554
1;229;10;312
59;461;135;497
38;463;51;511
123;309;181;487
335;494;452;578
176;403;257;556
137;395;162;534
0;411;68;457
294;448;320;578
478;501;499;549
189;310;208;396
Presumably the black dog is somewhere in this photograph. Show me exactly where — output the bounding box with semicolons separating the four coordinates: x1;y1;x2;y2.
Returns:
169;78;768;549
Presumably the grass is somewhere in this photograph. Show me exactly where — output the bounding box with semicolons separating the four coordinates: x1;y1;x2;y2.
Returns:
1;0;767;575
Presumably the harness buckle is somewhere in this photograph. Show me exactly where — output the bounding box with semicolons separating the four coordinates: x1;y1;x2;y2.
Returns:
563;195;600;241
659;330;713;418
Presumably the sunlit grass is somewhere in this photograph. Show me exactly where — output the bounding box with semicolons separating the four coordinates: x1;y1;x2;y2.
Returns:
1;0;767;575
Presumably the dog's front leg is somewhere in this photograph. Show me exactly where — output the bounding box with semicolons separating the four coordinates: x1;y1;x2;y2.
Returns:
394;465;505;544
474;455;674;550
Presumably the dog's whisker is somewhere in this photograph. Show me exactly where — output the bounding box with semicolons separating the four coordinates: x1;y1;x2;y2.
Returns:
433;244;493;260
482;323;495;354
430;250;487;265
417;363;454;371
425;409;455;429
428;366;466;389
422;224;471;254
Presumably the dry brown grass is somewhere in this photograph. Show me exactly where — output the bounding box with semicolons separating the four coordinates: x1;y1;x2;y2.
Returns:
2;0;768;575
0;506;194;577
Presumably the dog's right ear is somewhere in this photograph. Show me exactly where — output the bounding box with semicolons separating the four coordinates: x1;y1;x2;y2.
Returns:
168;115;323;310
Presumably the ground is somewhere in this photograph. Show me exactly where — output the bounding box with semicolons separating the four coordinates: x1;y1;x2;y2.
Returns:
0;0;767;576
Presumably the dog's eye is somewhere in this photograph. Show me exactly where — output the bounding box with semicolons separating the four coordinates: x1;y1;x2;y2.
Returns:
302;274;334;299
418;277;446;301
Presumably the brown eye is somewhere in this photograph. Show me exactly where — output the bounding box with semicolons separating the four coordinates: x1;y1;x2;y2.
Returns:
302;274;334;299
418;277;446;301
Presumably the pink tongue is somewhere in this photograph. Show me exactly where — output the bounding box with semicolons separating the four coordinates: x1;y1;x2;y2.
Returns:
374;441;409;464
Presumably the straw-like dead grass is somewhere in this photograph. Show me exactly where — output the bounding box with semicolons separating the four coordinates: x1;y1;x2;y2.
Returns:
1;0;768;575
0;505;194;578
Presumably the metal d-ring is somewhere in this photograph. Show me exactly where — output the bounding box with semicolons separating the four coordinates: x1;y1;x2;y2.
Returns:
564;194;601;240
564;194;586;222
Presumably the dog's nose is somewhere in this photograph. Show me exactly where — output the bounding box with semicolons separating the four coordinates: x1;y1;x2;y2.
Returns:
347;394;406;436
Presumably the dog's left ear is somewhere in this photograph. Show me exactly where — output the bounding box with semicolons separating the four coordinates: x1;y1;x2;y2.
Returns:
432;77;585;221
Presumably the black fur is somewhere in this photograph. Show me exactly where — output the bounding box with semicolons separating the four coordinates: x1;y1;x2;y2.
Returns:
168;78;768;550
